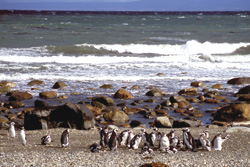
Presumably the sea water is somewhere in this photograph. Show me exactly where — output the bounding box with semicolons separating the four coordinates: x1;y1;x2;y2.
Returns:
0;11;250;125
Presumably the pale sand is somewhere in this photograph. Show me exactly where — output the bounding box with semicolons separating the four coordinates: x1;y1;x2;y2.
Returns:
0;127;250;167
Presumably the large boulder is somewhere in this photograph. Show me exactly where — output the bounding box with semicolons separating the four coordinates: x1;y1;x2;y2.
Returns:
227;77;250;85
28;80;45;86
178;88;198;96
92;96;114;106
24;109;52;130
190;81;206;87
213;103;250;122
39;91;57;99
114;88;134;99
50;102;95;130
146;88;166;97
52;81;67;89
236;85;250;95
154;116;172;128
172;119;202;128
0;85;11;94
9;92;33;101
103;110;129;123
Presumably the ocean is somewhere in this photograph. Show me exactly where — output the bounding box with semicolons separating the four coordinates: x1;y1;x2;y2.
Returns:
0;10;250;126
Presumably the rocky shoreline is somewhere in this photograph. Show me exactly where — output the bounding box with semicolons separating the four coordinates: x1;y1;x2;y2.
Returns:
0;127;250;166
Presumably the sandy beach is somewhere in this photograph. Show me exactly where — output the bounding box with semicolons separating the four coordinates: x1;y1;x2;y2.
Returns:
0;127;250;167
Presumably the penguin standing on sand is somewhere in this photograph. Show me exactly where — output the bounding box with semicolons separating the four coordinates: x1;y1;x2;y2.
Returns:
118;129;130;146
61;129;70;148
19;126;26;146
158;132;170;151
141;128;151;146
211;133;230;151
126;130;134;148
108;129;118;151
41;132;52;145
8;122;16;140
130;133;142;150
199;132;211;151
182;128;196;151
149;127;158;147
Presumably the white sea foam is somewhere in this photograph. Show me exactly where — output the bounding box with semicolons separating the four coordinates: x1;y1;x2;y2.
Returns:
77;40;250;56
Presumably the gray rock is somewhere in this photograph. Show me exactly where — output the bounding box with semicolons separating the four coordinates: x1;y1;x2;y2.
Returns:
225;126;250;133
154;116;172;128
172;119;202;128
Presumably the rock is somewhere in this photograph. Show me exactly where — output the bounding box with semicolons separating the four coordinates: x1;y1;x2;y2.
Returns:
169;96;186;103
103;110;129;123
27;80;45;86
236;85;250;95
34;100;49;108
0;116;9;125
140;162;170;167
131;85;140;89
211;120;228;126
99;84;113;89
190;81;206;87
178;101;189;108
91;101;106;110
154;116;172;128
4;101;25;108
144;99;157;103
227;77;250;85
213;103;250;122
86;104;102;116
190;111;203;117
52;81;67;89
212;83;223;89
172;119;202;128
39;91;57;99
114;88;134;99
174;108;185;113
204;91;220;98
186;98;200;103
0;86;11;94
178;88;198;96
225;126;250;133
0;107;10;113
238;94;250;101
146;88;166;97
160;100;171;106
9;92;33;101
198;95;206;101
155;109;168;115
92;96;114;106
204;99;220;104
0;81;16;87
50;102;95;130
130;120;141;128
24;109;52;130
231;121;250;126
7;113;17;121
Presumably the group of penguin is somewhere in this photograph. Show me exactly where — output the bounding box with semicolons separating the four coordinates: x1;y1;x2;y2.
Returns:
7;122;230;154
89;126;230;154
7;122;69;147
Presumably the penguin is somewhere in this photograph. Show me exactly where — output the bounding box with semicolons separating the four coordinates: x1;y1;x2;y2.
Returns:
126;130;134;148
99;126;111;148
203;129;209;139
199;132;211;151
61;129;70;148
141;143;153;154
41;132;52;145
167;130;175;145
170;136;179;147
118;129;130;146
211;133;230;151
166;145;178;154
141;128;151;146
108;128;118;151
158;132;170;151
130;133;142;150
182;128;196;151
19;126;26;146
89;143;102;153
149;127;158;147
8;122;16;140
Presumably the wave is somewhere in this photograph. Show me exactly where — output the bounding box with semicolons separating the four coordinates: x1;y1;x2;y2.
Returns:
76;40;250;56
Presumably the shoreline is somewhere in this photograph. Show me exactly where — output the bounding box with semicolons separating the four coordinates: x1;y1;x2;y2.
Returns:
0;127;250;166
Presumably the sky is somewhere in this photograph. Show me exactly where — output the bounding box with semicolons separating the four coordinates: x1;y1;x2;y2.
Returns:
0;0;250;11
